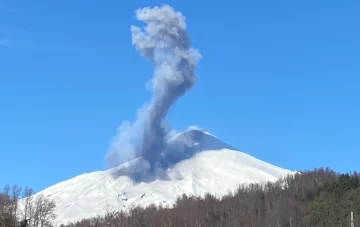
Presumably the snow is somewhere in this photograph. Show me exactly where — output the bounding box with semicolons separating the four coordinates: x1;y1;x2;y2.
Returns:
29;129;294;225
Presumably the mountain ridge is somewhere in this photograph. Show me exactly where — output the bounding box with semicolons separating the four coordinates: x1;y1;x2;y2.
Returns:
27;129;294;225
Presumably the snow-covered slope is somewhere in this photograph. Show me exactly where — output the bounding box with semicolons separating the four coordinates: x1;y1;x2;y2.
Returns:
32;129;294;225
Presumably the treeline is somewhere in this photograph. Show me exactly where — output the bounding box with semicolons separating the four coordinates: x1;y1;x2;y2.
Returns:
0;185;56;227
62;168;360;227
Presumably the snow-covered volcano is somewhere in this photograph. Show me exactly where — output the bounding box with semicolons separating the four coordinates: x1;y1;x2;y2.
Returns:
32;128;294;225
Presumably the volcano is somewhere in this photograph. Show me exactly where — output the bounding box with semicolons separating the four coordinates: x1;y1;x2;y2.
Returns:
29;128;294;225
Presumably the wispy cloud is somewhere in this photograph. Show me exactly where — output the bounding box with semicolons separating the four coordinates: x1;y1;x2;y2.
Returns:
0;3;16;12
2;40;38;49
0;4;47;50
0;26;41;49
0;37;85;53
0;14;84;53
0;39;9;46
0;27;36;49
0;39;46;50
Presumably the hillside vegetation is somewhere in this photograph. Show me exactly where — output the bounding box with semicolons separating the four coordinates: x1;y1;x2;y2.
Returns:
2;168;360;227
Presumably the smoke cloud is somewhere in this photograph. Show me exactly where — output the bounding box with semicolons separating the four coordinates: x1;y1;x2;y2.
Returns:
105;5;202;181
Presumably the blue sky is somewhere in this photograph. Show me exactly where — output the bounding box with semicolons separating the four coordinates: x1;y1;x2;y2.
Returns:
1;0;359;192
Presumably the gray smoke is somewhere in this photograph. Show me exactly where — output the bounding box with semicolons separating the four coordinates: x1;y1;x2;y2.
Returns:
105;5;201;180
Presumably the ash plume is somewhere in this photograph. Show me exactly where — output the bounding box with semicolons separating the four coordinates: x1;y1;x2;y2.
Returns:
105;5;202;180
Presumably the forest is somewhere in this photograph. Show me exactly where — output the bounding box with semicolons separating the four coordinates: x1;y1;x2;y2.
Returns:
1;168;360;227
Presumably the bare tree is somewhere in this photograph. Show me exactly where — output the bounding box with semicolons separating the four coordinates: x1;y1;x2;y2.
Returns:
22;187;34;225
0;185;22;227
32;195;56;227
1;185;11;218
0;191;10;218
0;190;12;227
11;185;22;226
